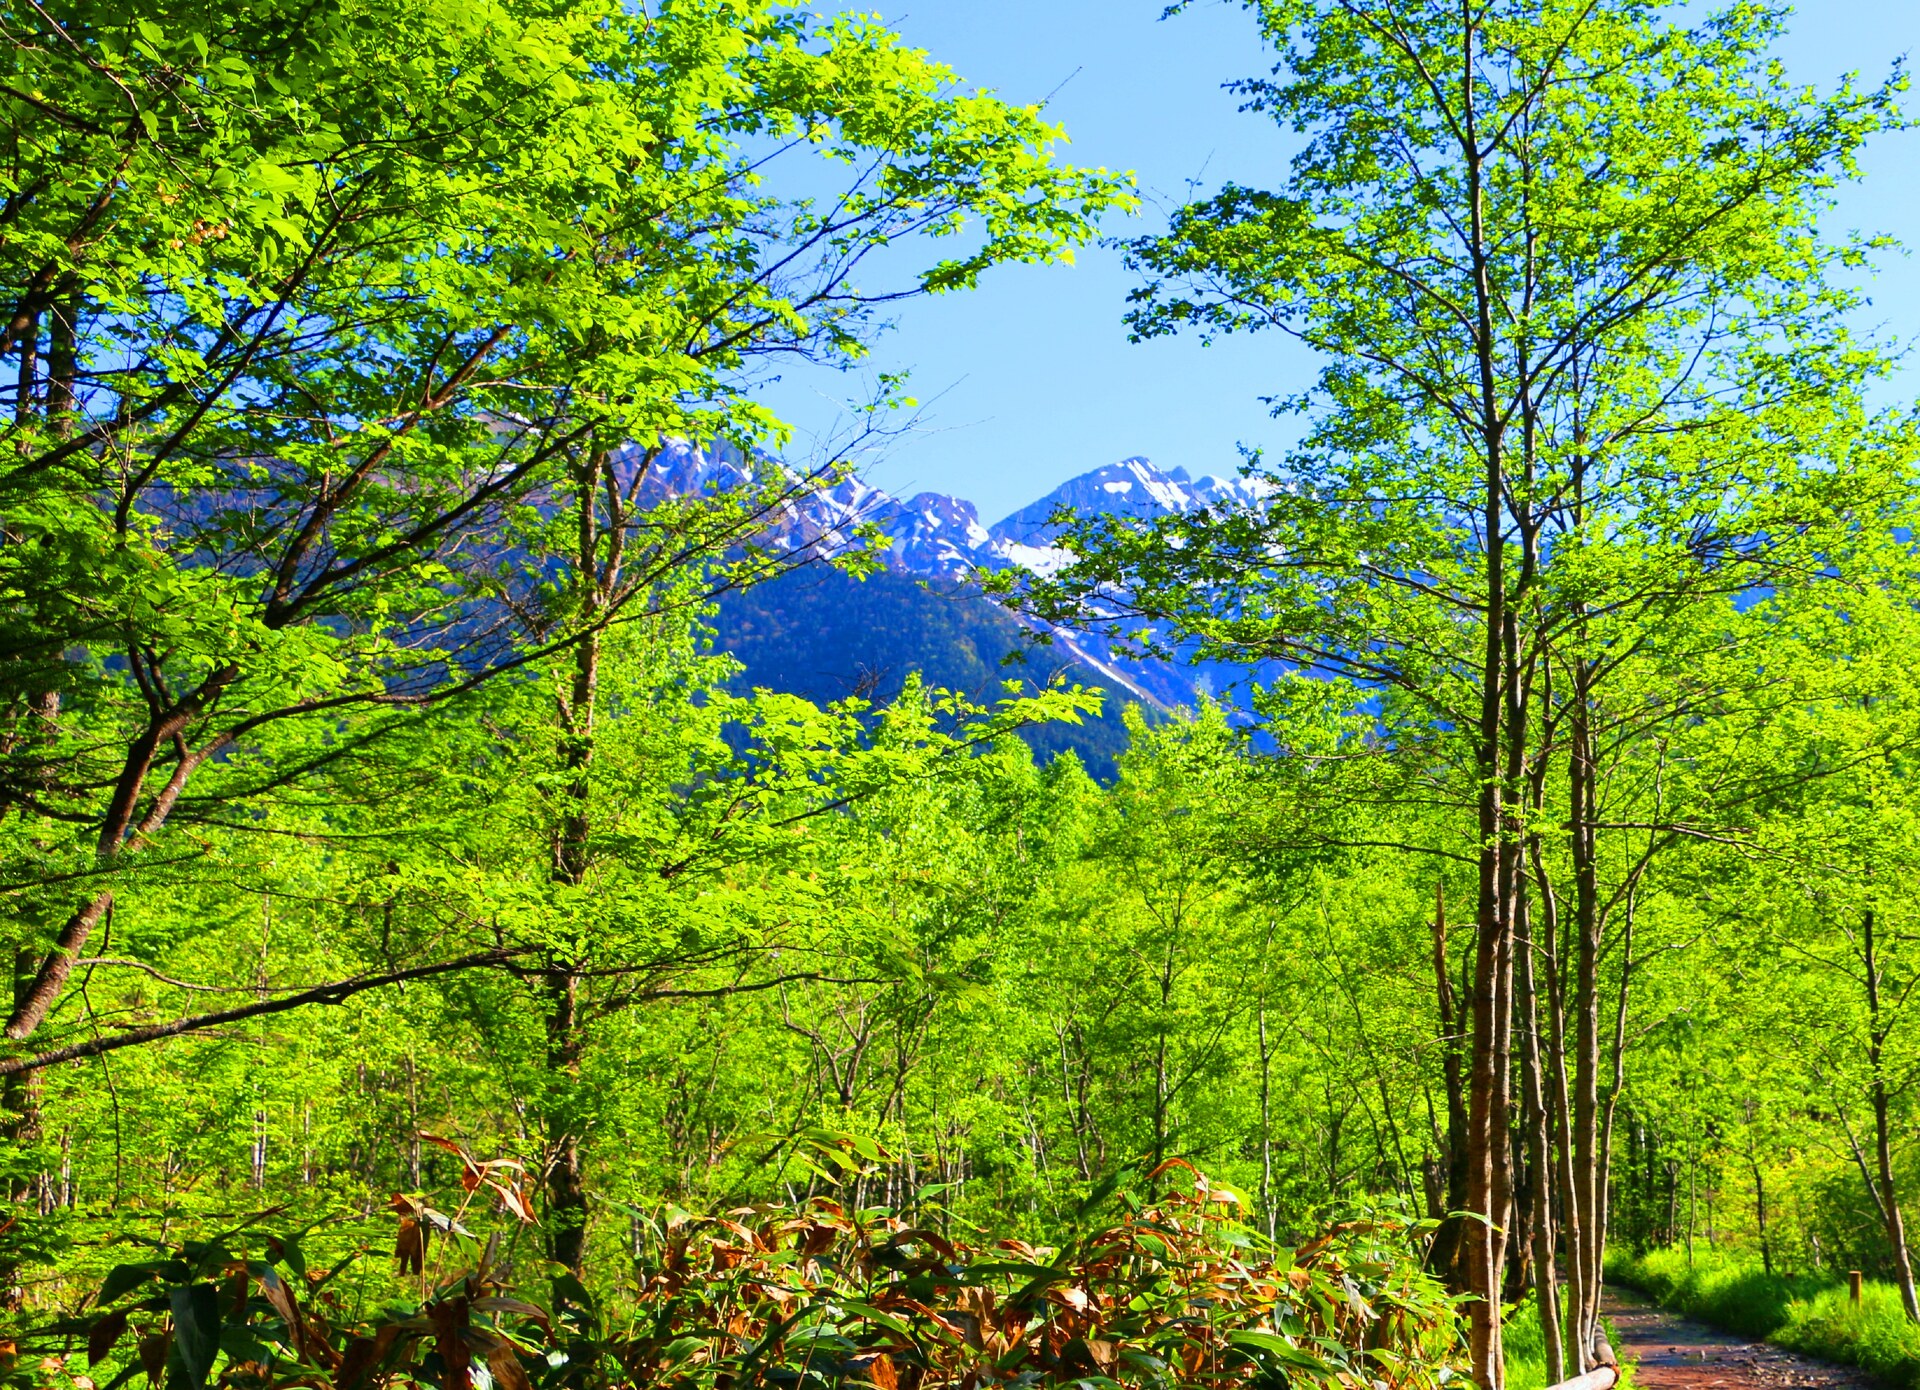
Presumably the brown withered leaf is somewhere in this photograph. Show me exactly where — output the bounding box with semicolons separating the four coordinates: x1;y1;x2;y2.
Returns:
303;1308;345;1370
225;1267;252;1319
333;1336;378;1390
395;1218;425;1275
419;1133;467;1159
87;1309;128;1367
1048;1286;1090;1314
470;1295;549;1330
490;1178;535;1224
137;1329;169;1387
486;1341;534;1390
258;1266;308;1362
429;1296;472;1390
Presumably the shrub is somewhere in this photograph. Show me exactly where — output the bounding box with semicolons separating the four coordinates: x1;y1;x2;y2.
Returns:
11;1147;1466;1390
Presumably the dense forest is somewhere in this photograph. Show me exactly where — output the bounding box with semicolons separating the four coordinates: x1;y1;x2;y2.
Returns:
4;0;1920;1388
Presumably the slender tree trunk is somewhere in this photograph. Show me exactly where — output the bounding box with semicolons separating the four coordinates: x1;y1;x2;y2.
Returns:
1258;915;1278;1244
0;684;61;1309
1517;890;1565;1382
1872;1084;1918;1320
545;968;589;1272
1592;897;1636;1331
1533;829;1590;1371
1463;62;1519;1377
1686;1154;1696;1264
0;948;43;1310
1429;882;1473;1288
1745;1123;1771;1276
1541;906;1586;1367
542;445;615;1274
7;658;237;1045
1152;942;1174;1173
1569;684;1604;1360
1663;1160;1679;1249
1862;910;1920;1322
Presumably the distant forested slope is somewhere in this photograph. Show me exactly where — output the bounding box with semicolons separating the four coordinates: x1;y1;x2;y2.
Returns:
714;565;1140;778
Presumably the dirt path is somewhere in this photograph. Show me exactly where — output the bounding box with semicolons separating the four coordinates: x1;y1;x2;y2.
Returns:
1601;1287;1874;1390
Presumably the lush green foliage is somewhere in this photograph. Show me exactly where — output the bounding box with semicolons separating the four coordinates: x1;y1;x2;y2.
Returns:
9;0;1920;1389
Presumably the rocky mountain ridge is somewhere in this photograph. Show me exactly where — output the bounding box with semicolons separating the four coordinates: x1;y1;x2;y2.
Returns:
635;440;1260;771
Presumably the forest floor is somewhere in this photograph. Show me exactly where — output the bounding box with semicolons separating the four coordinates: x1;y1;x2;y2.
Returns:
1603;1287;1877;1390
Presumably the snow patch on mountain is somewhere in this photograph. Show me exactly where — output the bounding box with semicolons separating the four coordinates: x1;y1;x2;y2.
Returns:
989;456;1267;553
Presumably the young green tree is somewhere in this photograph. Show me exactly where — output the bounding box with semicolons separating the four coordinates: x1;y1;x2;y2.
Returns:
0;0;1125;1088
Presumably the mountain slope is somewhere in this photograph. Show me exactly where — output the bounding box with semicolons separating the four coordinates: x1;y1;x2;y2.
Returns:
655;442;1257;777
712;568;1141;776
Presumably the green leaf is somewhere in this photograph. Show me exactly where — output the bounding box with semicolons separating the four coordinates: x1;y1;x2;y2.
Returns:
100;1261;186;1304
166;1284;222;1390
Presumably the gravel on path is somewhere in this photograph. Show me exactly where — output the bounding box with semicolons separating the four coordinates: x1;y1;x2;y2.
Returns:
1601;1286;1874;1390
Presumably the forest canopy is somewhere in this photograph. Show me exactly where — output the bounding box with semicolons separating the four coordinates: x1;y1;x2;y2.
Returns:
2;2;1918;1390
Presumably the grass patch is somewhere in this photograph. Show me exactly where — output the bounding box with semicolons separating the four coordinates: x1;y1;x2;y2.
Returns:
1609;1247;1920;1387
1502;1291;1563;1390
1504;1292;1633;1390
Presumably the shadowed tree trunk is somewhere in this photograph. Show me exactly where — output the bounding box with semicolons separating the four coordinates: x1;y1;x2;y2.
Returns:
1849;910;1920;1323
542;443;618;1275
1517;889;1565;1383
1428;883;1473;1291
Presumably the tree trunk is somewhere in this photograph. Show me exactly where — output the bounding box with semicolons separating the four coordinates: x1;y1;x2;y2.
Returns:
1746;1133;1771;1276
1152;941;1174;1174
544;967;589;1272
1463;81;1519;1382
1517;891;1565;1382
1872;1084;1918;1321
1862;910;1920;1322
1258;922;1278;1245
1568;686;1605;1362
0;947;43;1310
1663;1161;1679;1248
7;661;237;1046
1465;818;1516;1390
542;445;613;1274
1593;898;1636;1320
1429;881;1473;1289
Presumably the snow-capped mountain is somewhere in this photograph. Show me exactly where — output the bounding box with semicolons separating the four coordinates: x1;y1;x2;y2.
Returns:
989;456;1267;551
637;440;1259;594
643;440;1262;773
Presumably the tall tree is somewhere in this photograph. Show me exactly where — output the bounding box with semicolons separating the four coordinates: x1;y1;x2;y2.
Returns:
1012;2;1904;1381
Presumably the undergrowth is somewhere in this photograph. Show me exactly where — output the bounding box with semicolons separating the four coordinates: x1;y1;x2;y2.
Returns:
1503;1292;1633;1390
11;1139;1469;1390
1609;1246;1920;1388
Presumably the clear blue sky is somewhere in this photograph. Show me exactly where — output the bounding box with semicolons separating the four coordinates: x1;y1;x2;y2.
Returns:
759;1;1920;526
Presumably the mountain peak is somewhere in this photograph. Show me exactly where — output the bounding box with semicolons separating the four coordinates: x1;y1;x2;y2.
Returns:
634;438;1262;588
986;455;1259;552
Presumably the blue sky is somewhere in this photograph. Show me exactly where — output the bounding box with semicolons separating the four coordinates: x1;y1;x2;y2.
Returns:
759;1;1920;526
